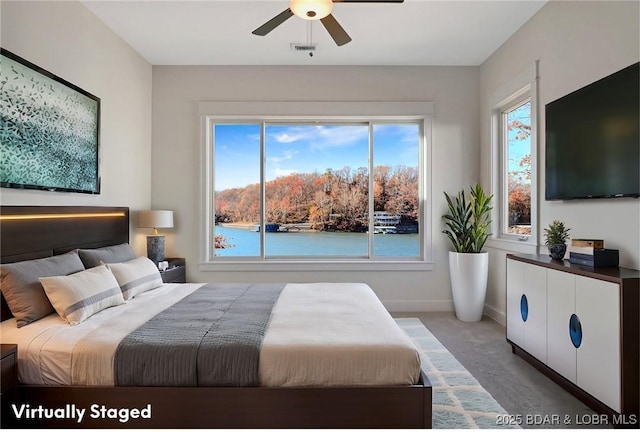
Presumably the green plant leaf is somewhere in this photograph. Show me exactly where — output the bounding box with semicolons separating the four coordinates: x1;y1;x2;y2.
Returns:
544;220;570;245
442;184;493;253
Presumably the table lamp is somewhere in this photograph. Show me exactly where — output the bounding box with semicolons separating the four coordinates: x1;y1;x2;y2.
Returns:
138;210;174;263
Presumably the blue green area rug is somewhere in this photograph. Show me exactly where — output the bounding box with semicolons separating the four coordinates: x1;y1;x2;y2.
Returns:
396;317;518;429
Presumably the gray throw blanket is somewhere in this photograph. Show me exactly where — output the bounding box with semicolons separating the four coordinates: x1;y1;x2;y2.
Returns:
114;283;285;387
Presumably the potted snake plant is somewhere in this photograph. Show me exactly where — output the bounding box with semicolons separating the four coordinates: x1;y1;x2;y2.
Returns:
442;184;493;322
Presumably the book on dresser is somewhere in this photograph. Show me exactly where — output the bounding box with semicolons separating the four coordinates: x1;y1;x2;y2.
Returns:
568;239;605;257
570;239;605;248
569;249;619;268
568;245;599;255
567;238;620;267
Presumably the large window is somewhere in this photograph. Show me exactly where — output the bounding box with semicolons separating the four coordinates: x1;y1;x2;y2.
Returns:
209;120;424;261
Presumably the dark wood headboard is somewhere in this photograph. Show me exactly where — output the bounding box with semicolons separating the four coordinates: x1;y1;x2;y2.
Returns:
1;206;130;321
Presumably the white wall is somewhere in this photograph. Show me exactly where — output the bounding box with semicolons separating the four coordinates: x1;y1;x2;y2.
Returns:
480;1;640;323
0;1;153;255
152;65;479;311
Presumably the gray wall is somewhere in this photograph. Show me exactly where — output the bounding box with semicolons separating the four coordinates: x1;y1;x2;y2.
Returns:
0;1;153;255
480;0;640;323
152;65;479;311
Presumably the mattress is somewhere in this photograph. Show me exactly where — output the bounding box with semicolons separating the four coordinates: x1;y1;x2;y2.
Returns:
0;282;421;387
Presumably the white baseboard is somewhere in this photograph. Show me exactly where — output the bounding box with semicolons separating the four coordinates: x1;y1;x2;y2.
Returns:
483;304;506;326
383;300;454;313
385;300;506;326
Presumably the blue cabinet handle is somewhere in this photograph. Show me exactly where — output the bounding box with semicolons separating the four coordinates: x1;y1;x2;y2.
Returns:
520;294;528;322
569;314;582;348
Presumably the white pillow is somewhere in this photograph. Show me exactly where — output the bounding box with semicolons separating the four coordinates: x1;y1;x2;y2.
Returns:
107;256;163;300
39;265;124;325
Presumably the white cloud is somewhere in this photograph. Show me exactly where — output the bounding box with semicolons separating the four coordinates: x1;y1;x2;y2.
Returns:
268;125;368;150
272;133;301;143
268;149;299;163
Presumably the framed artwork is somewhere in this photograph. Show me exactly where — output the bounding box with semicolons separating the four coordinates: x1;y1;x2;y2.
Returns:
0;48;101;194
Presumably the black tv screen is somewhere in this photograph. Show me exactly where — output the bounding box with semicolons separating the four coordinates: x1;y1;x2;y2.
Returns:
545;62;639;200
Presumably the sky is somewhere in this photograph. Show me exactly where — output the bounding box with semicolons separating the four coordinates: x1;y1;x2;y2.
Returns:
213;123;420;191
507;101;532;178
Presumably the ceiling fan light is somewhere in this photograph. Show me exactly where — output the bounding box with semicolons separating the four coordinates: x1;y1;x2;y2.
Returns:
290;0;333;20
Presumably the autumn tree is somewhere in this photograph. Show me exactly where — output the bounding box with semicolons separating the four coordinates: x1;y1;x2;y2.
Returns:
215;165;419;232
373;165;391;211
507;114;532;232
385;165;419;219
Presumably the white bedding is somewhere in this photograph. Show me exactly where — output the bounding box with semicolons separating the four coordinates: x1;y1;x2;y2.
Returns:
0;283;201;385
0;282;421;387
260;282;420;386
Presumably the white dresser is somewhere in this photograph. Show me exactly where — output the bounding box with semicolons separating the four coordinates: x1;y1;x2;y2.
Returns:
506;254;639;418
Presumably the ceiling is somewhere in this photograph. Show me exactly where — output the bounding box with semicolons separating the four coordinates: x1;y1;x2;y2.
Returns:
82;0;547;66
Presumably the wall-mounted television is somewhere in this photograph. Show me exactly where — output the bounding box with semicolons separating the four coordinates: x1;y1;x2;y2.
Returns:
545;62;639;200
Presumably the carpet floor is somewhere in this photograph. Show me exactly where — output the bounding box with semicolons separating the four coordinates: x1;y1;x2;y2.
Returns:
397;317;516;429
393;312;605;429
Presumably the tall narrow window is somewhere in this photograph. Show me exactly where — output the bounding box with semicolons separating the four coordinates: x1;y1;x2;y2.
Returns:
503;99;532;236
489;65;538;248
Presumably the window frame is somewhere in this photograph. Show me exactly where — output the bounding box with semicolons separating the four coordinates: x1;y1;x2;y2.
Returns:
500;95;532;238
488;64;538;251
198;101;434;272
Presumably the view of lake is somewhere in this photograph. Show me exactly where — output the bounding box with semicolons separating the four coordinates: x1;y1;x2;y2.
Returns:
214;225;419;257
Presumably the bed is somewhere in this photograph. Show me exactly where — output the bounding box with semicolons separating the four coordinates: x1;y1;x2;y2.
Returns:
0;206;432;428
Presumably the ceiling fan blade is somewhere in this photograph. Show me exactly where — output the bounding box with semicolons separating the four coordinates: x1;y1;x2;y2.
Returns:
252;8;294;36
320;14;352;46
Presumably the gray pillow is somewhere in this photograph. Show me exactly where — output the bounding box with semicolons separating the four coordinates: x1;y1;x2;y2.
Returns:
77;243;136;268
0;251;85;327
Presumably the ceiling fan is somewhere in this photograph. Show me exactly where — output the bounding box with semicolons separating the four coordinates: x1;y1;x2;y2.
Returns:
252;0;404;47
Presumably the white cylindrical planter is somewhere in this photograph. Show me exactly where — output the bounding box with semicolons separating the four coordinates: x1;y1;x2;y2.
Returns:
448;251;489;322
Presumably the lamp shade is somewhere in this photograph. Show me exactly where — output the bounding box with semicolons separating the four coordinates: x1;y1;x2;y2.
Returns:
138;210;174;229
290;0;333;20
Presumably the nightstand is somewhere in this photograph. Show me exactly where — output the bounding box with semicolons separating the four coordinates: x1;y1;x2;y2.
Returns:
161;258;186;283
1;344;18;428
